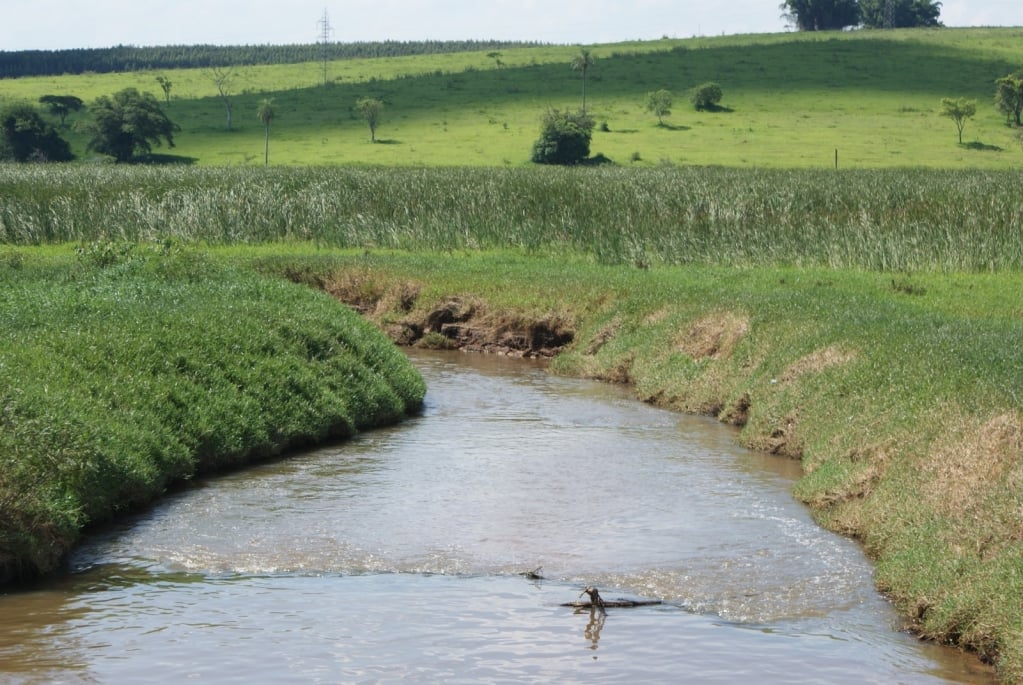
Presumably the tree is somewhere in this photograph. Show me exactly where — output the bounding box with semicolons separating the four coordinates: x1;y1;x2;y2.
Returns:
155;75;173;104
0;103;74;162
939;97;976;144
858;0;942;28
531;108;594;165
257;98;275;166
646;89;673;125
691;82;724;111
781;0;859;30
994;73;1023;127
355;97;383;142
207;67;235;130
570;48;596;114
85;88;178;162
38;95;83;127
486;51;504;68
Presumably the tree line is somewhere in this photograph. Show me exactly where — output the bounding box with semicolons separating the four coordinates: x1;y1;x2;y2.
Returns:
783;0;942;31
0;40;546;79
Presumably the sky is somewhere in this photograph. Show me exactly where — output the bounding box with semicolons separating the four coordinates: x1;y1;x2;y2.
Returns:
1;0;1021;51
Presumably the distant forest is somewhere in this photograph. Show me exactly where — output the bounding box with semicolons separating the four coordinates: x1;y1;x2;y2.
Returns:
0;40;545;78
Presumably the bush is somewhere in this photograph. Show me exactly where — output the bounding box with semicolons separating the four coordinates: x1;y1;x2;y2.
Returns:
691;82;723;111
531;108;595;165
0;104;74;162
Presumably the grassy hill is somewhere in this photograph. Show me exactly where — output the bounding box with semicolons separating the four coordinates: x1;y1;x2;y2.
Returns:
2;27;1022;168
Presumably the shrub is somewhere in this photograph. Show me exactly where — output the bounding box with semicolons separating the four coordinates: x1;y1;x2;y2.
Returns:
691;82;723;111
530;108;595;165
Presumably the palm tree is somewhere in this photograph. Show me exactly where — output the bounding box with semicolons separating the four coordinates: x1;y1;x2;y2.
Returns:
571;48;596;114
257;98;275;166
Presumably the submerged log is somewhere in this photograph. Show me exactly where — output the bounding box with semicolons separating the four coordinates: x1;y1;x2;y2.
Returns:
560;586;662;610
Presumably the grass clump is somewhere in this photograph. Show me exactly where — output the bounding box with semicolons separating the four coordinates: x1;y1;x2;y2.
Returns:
0;244;425;582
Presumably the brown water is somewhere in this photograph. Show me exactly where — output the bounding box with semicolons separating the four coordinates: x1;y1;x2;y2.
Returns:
0;350;995;684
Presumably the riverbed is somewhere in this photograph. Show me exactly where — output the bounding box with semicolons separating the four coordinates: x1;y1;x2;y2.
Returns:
0;350;994;683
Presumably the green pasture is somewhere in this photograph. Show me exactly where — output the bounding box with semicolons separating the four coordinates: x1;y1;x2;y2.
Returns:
2;27;1022;167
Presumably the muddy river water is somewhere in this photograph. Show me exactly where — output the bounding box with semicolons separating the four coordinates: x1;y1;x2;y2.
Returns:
0;350;995;684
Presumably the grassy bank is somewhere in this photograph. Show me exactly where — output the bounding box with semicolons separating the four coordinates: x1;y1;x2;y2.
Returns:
0;245;425;583
239;246;1023;680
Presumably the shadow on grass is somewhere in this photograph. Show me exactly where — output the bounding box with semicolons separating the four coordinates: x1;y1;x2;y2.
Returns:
694;104;734;113
657;122;691;131
374;139;401;145
134;153;199;165
962;141;1003;152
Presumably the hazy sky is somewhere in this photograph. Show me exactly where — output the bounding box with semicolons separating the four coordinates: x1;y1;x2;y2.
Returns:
1;0;1020;51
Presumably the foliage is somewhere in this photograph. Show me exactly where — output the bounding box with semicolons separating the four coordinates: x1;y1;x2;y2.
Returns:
570;48;597;113
782;0;859;30
939;97;976;144
690;82;723;111
994;72;1023;126
0;40;545;78
355;97;384;142
37;95;83;127
530;108;594;165
645;89;673;125
0;104;74;162
155;75;173;103
858;0;942;28
0;248;425;582
84;88;178;162
257;98;275;166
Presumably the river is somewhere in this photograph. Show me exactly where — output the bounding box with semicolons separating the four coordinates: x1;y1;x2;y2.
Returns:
0;350;994;684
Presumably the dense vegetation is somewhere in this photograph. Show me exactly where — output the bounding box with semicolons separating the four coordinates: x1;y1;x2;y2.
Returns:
0;246;425;582
2;165;1021;272
0;40;545;78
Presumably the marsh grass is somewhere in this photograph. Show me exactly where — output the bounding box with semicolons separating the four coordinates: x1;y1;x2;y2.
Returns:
2;164;1021;272
0;246;425;582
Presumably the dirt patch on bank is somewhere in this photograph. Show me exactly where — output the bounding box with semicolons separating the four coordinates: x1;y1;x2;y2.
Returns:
318;274;575;358
677;312;750;360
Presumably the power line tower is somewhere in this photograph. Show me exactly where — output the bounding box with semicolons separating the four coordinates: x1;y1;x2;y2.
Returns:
317;8;334;86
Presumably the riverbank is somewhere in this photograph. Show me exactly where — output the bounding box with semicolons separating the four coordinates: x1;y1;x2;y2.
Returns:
248;247;1023;681
0;247;425;584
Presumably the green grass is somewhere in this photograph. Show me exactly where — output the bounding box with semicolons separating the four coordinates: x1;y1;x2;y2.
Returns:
0;245;425;582
2;28;1022;167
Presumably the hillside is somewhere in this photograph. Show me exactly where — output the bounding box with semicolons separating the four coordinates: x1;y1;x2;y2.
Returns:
1;27;1021;168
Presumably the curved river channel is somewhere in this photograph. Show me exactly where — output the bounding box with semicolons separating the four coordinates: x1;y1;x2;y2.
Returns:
0;350;995;684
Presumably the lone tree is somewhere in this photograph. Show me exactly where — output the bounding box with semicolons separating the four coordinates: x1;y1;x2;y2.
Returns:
858;0;942;27
646;89;673;125
155;75;173;104
85;88;178;162
0;103;74;162
994;72;1023;127
939;97;976;144
782;0;859;30
691;82;724;111
355;97;383;142
206;67;236;130
571;48;596;113
38;95;83;127
257;98;275;166
531;108;594;165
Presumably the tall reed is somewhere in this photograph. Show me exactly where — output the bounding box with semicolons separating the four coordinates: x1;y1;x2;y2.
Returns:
2;164;1021;271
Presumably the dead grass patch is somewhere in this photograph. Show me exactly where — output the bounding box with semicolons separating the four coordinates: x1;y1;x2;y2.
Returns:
923;411;1023;517
781;345;858;383
677;312;749;360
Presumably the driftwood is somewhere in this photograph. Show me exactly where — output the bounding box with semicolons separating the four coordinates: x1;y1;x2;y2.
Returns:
560;586;662;611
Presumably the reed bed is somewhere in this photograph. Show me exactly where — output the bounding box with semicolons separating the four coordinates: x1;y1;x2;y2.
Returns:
2;164;1021;272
